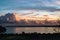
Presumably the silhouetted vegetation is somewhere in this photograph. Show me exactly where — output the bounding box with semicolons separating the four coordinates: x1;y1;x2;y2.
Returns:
0;32;60;40
0;26;6;33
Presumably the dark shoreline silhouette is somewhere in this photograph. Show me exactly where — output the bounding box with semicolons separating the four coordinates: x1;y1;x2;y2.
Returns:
0;33;60;40
6;25;60;27
0;26;6;33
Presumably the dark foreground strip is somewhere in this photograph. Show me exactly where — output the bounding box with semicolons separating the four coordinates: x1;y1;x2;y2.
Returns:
0;33;60;40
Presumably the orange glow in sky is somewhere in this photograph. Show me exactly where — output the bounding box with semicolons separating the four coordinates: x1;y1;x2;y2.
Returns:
13;13;21;21
13;13;59;21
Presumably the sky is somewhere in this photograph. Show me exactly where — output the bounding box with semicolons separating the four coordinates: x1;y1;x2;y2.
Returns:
0;0;60;19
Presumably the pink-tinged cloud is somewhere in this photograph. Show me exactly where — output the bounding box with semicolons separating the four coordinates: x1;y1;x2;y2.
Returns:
55;1;60;5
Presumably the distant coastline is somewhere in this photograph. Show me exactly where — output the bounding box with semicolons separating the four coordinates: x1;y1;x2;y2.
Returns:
0;23;60;27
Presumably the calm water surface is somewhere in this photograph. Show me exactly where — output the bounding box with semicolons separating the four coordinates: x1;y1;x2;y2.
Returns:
5;27;58;34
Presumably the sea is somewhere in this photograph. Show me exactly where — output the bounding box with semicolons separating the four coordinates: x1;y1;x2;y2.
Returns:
5;27;60;34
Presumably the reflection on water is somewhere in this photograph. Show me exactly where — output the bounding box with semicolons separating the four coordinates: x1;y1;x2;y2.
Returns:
5;27;60;34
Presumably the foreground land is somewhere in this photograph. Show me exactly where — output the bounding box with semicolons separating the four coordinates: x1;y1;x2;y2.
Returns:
0;33;60;40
